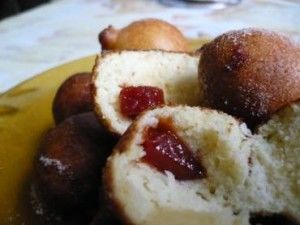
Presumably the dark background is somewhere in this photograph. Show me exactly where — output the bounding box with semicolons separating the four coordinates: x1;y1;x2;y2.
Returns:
0;0;51;20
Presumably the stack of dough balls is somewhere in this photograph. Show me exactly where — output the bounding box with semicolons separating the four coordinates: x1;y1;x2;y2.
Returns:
101;28;300;225
34;18;191;224
34;19;300;225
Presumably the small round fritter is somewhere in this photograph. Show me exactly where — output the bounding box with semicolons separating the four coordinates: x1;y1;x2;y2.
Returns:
52;72;93;124
99;18;189;52
34;112;116;214
199;28;300;128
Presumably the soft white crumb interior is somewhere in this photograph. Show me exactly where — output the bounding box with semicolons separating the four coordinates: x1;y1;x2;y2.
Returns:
108;104;300;225
110;106;252;225
94;51;201;135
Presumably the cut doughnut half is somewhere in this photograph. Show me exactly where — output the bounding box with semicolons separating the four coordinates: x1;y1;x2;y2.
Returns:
104;106;252;225
103;104;300;225
92;50;201;136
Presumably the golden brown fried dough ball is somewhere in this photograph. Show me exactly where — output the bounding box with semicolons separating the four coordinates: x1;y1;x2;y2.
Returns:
52;72;93;124
99;18;189;52
199;28;300;128
34;112;116;214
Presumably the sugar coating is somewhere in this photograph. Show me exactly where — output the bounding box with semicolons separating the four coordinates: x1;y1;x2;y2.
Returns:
30;184;44;216
200;28;300;127
219;28;295;47
39;156;68;174
30;184;63;222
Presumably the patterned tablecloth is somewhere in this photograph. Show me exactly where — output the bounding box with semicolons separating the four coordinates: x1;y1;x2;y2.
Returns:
0;0;299;93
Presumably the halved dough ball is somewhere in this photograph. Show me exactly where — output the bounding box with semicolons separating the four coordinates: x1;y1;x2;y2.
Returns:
199;28;300;128
99;18;189;52
92;50;201;136
257;99;300;220
104;106;254;225
103;103;300;225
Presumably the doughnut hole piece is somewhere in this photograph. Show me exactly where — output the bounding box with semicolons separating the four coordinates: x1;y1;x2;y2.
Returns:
199;28;300;129
99;18;189;52
34;112;116;215
52;72;93;124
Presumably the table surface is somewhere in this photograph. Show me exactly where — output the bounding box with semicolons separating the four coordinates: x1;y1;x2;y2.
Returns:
0;0;299;93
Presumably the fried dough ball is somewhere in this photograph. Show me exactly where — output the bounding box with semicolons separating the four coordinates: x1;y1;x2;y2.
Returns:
34;112;116;215
99;18;189;52
199;28;300;128
52;72;93;124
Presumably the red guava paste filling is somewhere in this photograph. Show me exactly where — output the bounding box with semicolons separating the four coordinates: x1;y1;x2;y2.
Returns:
119;86;165;119
142;118;206;180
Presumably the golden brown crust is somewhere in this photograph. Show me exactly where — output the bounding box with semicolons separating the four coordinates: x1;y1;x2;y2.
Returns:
92;54;121;137
199;28;300;129
99;25;119;50
99;18;189;52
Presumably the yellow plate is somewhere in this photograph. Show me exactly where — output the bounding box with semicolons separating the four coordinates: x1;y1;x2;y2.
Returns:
0;39;208;225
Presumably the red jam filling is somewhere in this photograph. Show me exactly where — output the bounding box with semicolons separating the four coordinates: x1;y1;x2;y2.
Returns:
141;118;206;180
119;86;165;119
